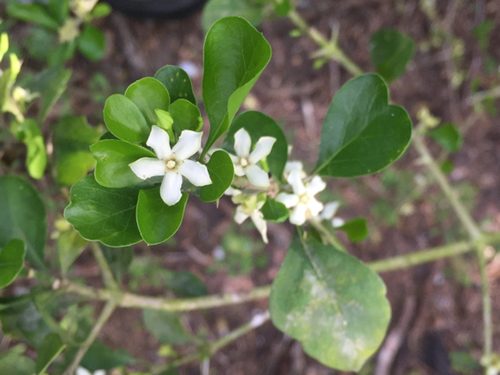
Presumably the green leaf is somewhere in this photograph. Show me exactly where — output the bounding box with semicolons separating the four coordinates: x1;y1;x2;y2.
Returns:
125;77;170;125
0;239;25;289
26;66;71;123
273;0;292;17
91;3;112;19
202;0;264;33
143;309;193;345
165;271;208;298
314;74;412;177
169;99;203;134
223;111;288;179
201;17;271;157
57;229;87;275
91;140;156;188
104;94;150;143
35;333;65;375
449;351;480;374
154;65;196;105
199;150;234;202
261;198;289;223
77;24;105;61
0;176;46;270
0;344;35;375
26;27;55;61
337;218;368;242
0;33;8;63
472;20;493;52
269;232;391;371
18;119;47;179
369;29;414;83
100;244;134;283
47;41;76;65
64;174;142;247
428;123;463;153
7;3;60;30
81;339;137;371
48;0;69;25
136;190;188;245
53;115;102;186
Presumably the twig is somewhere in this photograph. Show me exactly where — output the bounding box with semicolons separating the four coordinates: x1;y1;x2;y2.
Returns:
62;300;117;375
90;242;119;290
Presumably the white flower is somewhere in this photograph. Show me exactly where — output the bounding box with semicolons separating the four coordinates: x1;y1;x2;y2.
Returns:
227;189;268;243
228;128;276;188
320;201;345;228
76;367;106;375
276;170;326;225
129;125;212;206
284;160;305;179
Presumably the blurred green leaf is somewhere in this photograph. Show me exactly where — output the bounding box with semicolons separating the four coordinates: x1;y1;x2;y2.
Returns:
270;232;391;371
77;24;105;61
48;0;69;25
0;176;46;269
165;271;208;298
0;33;9;62
91;3;112;19
428;123;463;153
35;333;65;375
472;20;493;51
369;29;414;83
143;309;193;345
261;198;289;223
154;65;196;105
337;218;368;242
81;339;137;371
7;2;60;30
449;351;480;374
202;0;264;33
200;150;234;202
273;0;292;17
57;229;87;275
0;239;25;288
53;115;102;186
18;119;47;179
101;244;134;283
47;41;75;65
25;27;54;61
0;344;35;375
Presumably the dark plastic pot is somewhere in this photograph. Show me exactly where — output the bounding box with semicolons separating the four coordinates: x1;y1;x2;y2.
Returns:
103;0;208;18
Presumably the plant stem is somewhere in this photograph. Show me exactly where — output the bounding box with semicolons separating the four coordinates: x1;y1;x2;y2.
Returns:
62;300;117;375
151;311;271;374
90;242;119;290
287;9;363;77
309;219;347;251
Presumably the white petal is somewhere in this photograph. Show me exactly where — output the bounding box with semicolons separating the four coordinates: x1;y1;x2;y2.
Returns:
129;158;165;180
306;176;326;196
160;171;183;206
248;136;276;164
93;371;106;375
275;192;299;208
172;130;202;160
76;368;92;375
289;203;308;225
234;165;245;176
178;160;212;186
246;165;270;188
234;206;249;224
287;170;305;195
224;186;242;196
332;218;345;228
250;211;268;243
228;152;240;165
147;125;172;160
234;128;251;157
307;198;324;218
284;161;303;173
320;201;340;220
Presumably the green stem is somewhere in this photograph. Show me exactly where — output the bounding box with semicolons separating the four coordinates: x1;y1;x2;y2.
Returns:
309;219;347;251
90;242;119;290
287;9;363;77
62;300;117;375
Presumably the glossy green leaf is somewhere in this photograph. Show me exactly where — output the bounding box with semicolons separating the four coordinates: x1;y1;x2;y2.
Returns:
81;339;137;371
47;41;76;65
0;344;35;375
200;150;234;202
26;66;71;123
77;24;105;61
143;309;193;345
0;176;46;270
91;140;156;188
64;174;142;247
53;116;102;186
202;0;264;33
57;229;87;275
337;218;368;242
103;94;150;143
35;333;65;375
314;74;411;177
165;271;208;298
18;119;47;179
0;239;25;289
261;198;289;223
369;29;414;83
428;123;463;152
101;244;134;283
125;77;170;125
7;3;60;30
136;190;188;245
269;232;391;371
169;99;203;134
91;3;112;19
202;17;271;157
154;65;196;105
48;0;69;25
224;111;288;179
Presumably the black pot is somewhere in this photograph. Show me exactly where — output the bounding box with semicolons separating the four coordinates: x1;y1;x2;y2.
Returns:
103;0;208;18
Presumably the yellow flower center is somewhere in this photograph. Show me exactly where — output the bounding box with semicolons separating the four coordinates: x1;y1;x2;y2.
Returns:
299;193;310;205
240;157;249;167
166;160;177;170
